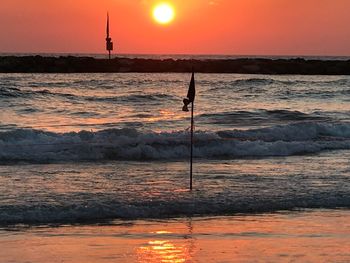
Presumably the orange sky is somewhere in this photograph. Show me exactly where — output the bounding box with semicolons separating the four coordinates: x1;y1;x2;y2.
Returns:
0;0;349;55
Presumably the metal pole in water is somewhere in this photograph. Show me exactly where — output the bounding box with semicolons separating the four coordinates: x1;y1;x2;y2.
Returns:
190;101;194;190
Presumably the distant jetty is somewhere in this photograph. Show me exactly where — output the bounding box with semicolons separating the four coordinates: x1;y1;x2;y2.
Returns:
1;56;350;74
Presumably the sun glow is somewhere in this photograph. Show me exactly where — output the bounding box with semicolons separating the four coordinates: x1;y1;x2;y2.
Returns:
152;3;175;25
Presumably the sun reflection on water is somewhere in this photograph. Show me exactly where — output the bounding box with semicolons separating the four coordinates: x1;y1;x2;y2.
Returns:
136;222;195;263
137;239;189;263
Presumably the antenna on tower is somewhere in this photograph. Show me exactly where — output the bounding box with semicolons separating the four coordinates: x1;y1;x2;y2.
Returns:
106;12;113;59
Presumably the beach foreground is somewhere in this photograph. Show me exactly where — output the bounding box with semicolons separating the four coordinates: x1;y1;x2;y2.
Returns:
1;209;349;262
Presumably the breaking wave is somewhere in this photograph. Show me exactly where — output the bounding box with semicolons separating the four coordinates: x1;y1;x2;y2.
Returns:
1;122;350;163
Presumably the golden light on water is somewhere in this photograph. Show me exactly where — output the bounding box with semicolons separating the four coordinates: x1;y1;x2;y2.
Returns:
152;3;175;25
136;222;195;263
137;240;189;263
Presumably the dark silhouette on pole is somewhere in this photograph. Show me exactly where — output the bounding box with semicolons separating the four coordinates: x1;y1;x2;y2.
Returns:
183;70;196;190
106;13;113;59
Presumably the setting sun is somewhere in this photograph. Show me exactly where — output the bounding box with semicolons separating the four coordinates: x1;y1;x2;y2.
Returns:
152;3;175;25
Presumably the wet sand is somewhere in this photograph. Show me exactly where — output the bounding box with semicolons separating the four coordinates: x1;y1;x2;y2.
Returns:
1;209;349;262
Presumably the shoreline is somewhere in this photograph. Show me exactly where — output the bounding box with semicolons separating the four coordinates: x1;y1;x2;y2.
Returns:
1;55;350;74
1;209;349;262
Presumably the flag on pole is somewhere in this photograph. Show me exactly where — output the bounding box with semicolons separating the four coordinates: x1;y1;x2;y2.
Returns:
182;70;196;190
182;71;196;112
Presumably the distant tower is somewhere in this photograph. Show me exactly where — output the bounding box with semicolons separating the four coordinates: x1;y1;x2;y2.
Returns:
106;13;113;59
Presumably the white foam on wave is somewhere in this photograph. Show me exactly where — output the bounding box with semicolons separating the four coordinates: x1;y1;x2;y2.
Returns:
1;122;350;162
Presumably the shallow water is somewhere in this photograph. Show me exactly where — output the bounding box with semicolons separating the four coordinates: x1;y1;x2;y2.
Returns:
0;150;349;225
1;210;349;262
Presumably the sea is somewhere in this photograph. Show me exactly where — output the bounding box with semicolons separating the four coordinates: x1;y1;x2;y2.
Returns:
0;55;350;262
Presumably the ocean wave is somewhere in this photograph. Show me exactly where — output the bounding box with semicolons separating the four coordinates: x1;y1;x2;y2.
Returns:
28;81;69;88
232;78;275;86
1;122;350;163
0;190;349;225
199;110;326;125
26;77;183;88
278;78;350;86
207;77;350;93
0;86;176;104
85;93;176;103
308;88;350;98
0;86;75;99
0;87;23;97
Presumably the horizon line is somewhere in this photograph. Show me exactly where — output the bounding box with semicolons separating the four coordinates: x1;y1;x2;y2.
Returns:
1;52;350;58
